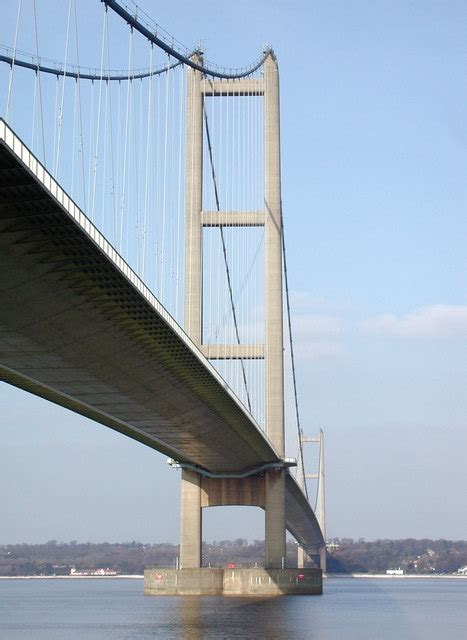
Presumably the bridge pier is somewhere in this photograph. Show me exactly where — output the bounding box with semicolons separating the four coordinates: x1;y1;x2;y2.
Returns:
180;469;202;569
319;545;327;574
145;566;322;596
181;51;289;575
168;52;322;594
178;468;287;570
265;469;286;568
297;544;327;573
179;470;292;572
163;466;323;595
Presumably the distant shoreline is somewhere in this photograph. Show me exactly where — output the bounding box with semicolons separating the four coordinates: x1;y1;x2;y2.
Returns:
2;573;467;581
0;575;143;580
328;573;467;580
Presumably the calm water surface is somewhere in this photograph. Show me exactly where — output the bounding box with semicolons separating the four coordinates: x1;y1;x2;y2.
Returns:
1;577;466;639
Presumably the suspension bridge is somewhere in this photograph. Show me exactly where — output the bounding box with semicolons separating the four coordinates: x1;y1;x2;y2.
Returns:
0;0;325;595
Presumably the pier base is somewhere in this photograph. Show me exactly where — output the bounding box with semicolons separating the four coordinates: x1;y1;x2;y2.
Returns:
144;567;322;596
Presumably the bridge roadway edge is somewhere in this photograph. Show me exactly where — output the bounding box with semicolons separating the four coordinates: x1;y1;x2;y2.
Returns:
0;119;324;558
0;118;279;471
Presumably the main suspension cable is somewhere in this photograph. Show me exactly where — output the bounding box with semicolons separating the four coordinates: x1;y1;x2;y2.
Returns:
281;205;308;499
0;47;191;81
102;0;270;80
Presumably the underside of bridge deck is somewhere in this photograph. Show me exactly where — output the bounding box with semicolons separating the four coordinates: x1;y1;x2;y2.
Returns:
0;119;324;553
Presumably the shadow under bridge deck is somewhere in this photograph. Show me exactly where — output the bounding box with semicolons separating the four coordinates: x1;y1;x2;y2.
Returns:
0;120;324;550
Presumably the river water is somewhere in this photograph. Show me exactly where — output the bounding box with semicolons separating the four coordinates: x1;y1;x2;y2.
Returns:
0;576;466;639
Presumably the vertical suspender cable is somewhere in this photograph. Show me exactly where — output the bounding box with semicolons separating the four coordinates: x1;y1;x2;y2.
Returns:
204;108;252;412
103;9;116;242
142;43;154;281
87;81;95;215
207;92;215;343
71;78;77;195
155;60;163;296
160;54;171;303
55;0;73;178
31;70;38;149
136;76;144;272
235;85;239;396
169;60;177;314
91;5;107;221
5;0;22;122
223;90;228;359
115;79;122;242
119;26;133;250
101;78;109;233
73;0;87;210
174;66;184;323
52;76;60;174
216;82;222;346
32;0;46;164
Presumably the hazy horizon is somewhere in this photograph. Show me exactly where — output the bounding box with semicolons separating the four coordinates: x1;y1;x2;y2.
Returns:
3;534;467;546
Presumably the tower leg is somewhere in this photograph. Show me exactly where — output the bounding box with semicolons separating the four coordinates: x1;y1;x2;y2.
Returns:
297;545;305;569
265;469;286;568
319;545;327;574
180;469;202;568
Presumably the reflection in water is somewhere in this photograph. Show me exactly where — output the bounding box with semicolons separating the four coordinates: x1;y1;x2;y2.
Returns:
179;597;202;640
178;596;304;640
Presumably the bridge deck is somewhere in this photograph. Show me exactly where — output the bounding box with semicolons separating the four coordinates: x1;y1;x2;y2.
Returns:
0;120;323;549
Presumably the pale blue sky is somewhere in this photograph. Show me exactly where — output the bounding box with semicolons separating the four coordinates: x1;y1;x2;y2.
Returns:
1;0;467;544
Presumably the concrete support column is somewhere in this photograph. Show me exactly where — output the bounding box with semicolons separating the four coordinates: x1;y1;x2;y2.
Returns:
180;469;202;568
316;430;326;541
181;56;203;572
184;55;204;345
264;53;284;457
297;545;305;569
263;53;286;569
319;545;327;574
265;469;286;568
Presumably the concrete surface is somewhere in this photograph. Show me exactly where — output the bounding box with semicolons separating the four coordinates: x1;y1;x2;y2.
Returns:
144;567;322;596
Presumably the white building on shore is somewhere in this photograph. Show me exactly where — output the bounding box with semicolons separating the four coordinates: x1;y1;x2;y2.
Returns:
70;567;117;577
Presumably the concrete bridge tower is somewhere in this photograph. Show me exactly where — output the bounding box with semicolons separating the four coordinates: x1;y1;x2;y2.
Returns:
181;52;286;570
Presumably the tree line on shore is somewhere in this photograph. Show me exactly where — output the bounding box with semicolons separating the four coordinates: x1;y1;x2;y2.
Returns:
1;538;466;576
327;538;467;574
